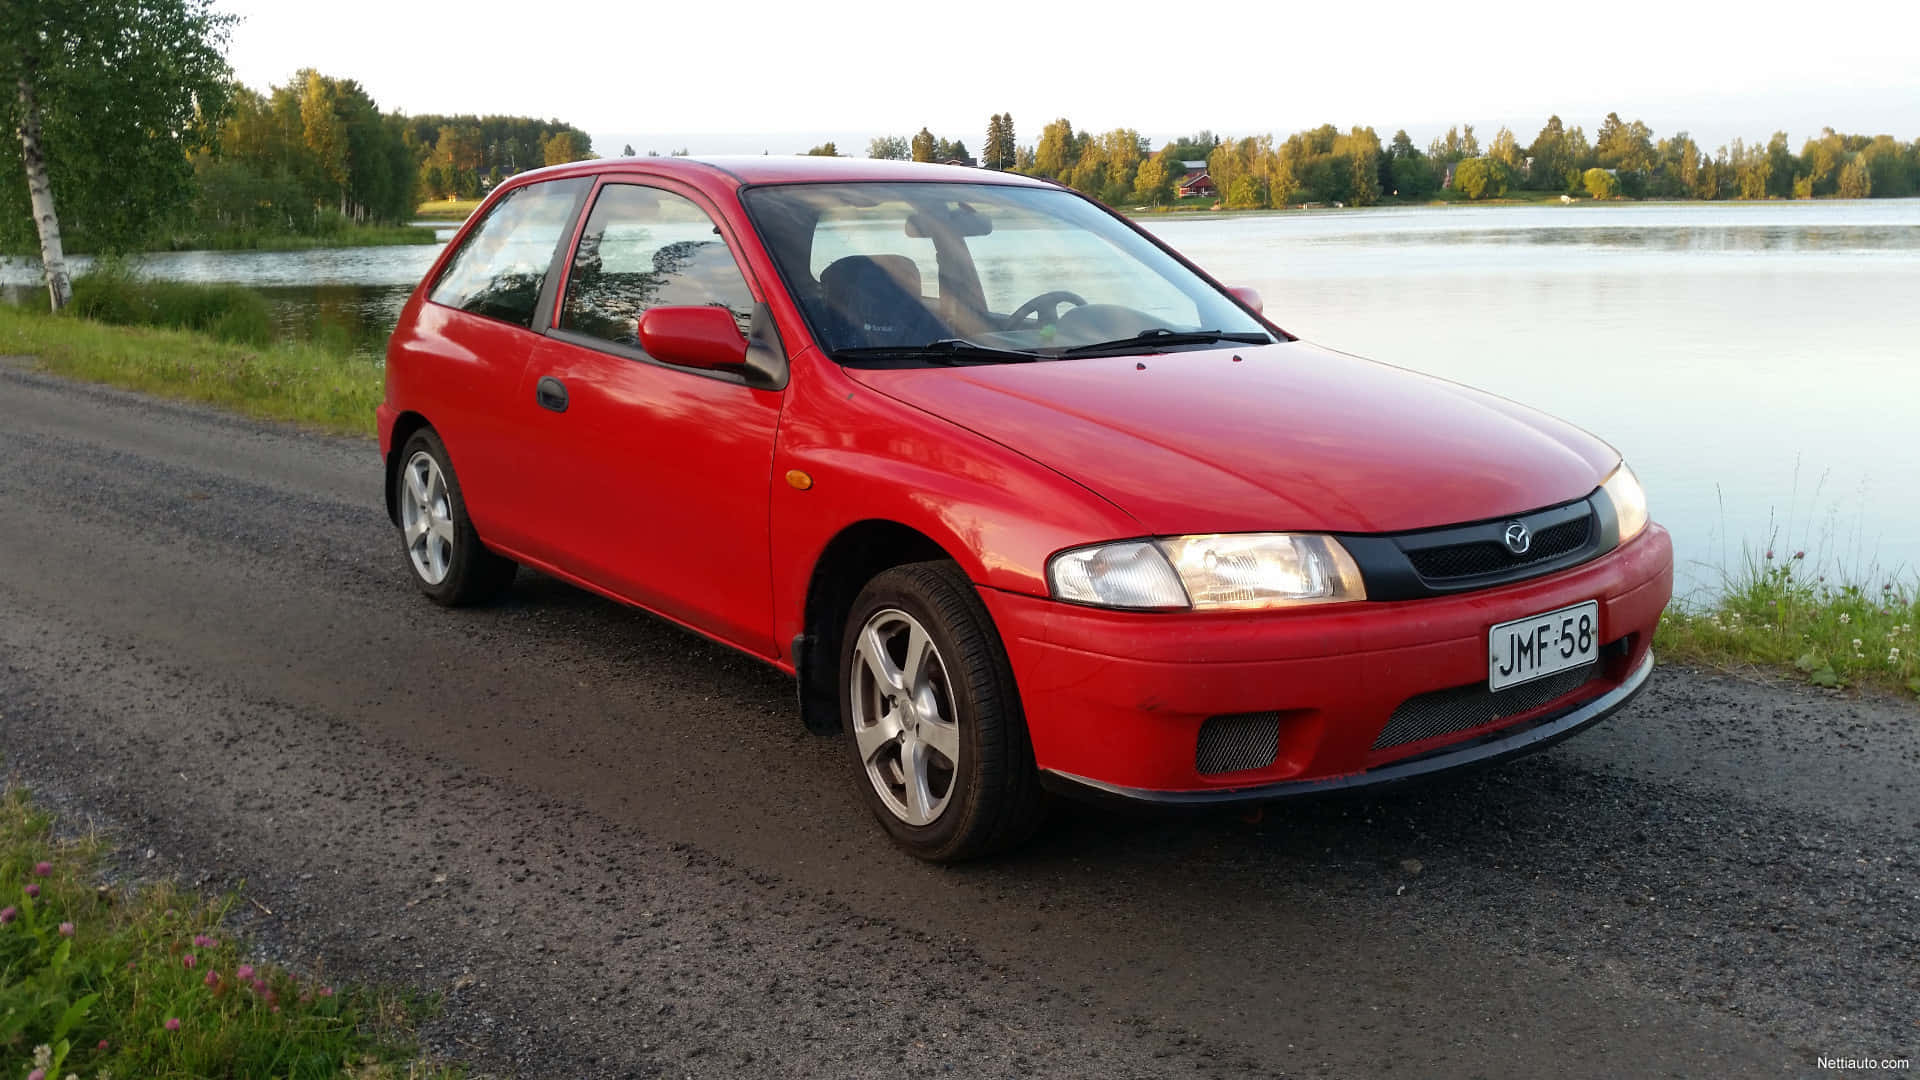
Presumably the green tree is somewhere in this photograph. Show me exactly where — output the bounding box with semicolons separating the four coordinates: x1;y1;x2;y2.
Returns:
1488;126;1525;173
1;0;235;305
1527;116;1572;191
1131;147;1178;204
1389;153;1437;198
911;127;936;163
1583;167;1619;199
1032;118;1079;178
982;113;1016;170
1453;157;1511;200
621;144;636;157
803;142;840;157
542;130;593;165
868;134;910;160
1427;124;1479;164
1836;158;1872;199
1765;132;1796;199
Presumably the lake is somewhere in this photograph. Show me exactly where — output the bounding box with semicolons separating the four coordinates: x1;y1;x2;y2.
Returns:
5;201;1917;596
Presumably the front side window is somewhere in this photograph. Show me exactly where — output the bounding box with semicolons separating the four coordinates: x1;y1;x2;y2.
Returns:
429;178;587;328
742;181;1273;361
561;184;756;348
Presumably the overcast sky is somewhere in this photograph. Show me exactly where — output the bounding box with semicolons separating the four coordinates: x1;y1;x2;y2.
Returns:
220;0;1920;156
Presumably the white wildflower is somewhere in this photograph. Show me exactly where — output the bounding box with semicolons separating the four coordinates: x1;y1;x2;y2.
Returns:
1838;612;1851;625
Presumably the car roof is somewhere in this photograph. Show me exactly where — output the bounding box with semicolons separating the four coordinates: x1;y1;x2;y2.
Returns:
502;155;1055;190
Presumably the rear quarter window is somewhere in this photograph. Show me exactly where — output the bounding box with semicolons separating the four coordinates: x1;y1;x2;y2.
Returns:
429;178;588;328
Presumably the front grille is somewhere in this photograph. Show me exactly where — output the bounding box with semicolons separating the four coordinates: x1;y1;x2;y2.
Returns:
1406;514;1592;581
1196;711;1281;775
1372;663;1598;751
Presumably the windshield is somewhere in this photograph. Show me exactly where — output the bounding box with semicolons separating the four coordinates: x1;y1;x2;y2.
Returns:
740;182;1275;362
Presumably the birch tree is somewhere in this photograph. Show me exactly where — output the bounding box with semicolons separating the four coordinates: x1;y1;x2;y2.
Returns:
1;0;232;309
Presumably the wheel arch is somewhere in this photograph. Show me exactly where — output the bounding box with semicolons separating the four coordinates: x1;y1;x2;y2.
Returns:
794;519;957;735
382;410;435;526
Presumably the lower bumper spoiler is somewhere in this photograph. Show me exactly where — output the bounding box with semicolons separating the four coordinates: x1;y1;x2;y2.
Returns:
1040;650;1655;808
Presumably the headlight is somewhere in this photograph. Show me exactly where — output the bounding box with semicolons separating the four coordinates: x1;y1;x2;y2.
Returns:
1601;462;1649;543
1048;534;1367;611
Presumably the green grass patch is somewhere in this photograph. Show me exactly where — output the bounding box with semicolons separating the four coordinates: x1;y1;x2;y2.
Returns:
0;786;458;1078
412;199;482;222
69;263;276;349
1657;553;1919;698
163;225;438;252
0;306;382;436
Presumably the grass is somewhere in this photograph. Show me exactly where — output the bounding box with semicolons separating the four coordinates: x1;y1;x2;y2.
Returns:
412;199;482;222
0;785;458;1079
1656;552;1920;698
165;225;438;252
69;263;275;349
0;305;382;436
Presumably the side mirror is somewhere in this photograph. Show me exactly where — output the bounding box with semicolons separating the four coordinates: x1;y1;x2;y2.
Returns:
637;306;748;371
1227;286;1263;315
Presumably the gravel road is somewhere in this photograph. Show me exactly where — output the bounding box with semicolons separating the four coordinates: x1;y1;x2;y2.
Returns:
1;359;1914;1078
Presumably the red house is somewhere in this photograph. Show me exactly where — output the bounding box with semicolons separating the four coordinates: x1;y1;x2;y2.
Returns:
1175;160;1215;199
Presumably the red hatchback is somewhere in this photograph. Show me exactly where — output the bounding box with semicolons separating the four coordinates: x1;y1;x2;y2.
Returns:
379;156;1673;861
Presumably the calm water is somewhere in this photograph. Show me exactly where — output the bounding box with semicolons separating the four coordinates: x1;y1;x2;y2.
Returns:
5;202;1916;594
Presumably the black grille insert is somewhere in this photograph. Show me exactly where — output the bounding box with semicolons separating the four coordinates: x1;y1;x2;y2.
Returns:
1196;712;1281;775
1372;663;1599;752
1406;513;1592;582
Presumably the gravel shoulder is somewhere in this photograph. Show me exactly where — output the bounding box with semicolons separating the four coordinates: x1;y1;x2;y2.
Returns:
1;360;1914;1078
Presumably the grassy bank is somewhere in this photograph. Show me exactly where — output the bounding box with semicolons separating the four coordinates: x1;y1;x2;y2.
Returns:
162;224;438;252
1656;554;1919;697
413;199;483;221
0;785;457;1078
0;305;381;436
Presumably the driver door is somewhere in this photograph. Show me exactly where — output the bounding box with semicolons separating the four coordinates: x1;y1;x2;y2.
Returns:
517;179;784;657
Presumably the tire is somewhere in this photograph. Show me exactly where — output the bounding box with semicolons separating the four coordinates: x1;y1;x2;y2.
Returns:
838;561;1045;861
394;428;516;606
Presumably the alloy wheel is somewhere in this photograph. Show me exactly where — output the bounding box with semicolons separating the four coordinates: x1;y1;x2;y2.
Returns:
849;608;961;826
400;450;456;585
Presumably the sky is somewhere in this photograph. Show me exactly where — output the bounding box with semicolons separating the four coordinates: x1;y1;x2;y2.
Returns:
219;0;1920;157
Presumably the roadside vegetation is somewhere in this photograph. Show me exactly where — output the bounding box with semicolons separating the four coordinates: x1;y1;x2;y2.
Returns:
1657;551;1919;698
0;297;381;436
0;785;458;1078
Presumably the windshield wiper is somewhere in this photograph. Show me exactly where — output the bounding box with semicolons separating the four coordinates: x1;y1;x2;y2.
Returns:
1056;328;1272;358
834;339;1045;365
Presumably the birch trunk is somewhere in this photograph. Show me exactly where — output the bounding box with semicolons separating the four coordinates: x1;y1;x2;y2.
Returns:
15;70;71;311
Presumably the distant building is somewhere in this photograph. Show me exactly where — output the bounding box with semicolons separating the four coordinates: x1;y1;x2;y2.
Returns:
1176;160;1216;199
941;156;978;168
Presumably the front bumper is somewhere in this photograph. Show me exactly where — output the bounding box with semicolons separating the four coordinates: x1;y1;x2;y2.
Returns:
977;524;1672;802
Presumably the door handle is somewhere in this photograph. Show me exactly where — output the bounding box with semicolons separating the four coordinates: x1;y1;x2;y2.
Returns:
535;375;568;413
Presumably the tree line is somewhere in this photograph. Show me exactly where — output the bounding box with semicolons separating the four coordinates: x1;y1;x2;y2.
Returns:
2;0;600;292
186;76;595;239
849;114;1920;208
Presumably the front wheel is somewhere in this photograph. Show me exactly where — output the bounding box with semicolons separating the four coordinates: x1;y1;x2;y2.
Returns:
395;428;516;606
839;561;1045;861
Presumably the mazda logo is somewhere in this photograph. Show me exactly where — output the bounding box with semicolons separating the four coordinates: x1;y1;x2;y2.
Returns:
1503;522;1532;555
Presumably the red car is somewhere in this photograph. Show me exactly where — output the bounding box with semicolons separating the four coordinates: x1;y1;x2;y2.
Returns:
378;156;1673;861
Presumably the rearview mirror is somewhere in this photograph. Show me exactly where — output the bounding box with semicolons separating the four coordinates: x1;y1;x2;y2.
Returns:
905;205;993;238
1228;286;1263;315
637;306;748;371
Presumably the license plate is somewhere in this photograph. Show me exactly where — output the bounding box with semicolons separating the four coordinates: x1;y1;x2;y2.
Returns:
1488;600;1599;691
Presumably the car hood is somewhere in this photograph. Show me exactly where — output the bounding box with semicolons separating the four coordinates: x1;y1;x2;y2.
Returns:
846;341;1619;535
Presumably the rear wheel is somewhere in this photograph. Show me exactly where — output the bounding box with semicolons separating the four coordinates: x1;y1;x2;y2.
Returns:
839;561;1045;861
396;429;516;606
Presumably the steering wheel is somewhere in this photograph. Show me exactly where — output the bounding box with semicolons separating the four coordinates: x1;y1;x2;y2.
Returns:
1004;290;1089;329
